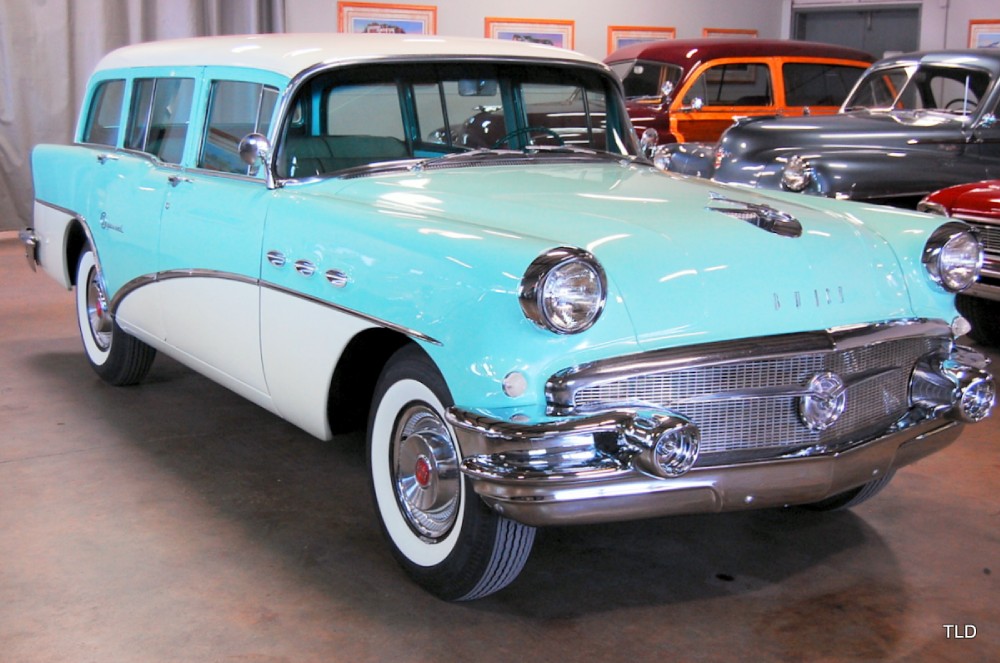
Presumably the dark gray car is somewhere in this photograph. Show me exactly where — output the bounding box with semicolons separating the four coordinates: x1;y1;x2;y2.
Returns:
660;49;1000;209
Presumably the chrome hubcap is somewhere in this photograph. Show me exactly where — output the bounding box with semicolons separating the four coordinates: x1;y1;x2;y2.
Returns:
392;404;460;540
86;266;112;351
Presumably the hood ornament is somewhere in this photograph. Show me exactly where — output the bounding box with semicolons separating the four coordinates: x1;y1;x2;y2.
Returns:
707;192;803;238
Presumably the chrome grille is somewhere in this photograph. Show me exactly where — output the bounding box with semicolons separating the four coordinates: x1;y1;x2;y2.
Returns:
564;336;939;463
970;223;1000;255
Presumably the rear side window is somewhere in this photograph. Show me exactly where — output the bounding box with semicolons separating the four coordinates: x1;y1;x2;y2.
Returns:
685;63;772;106
82;79;125;146
124;77;195;163
199;80;279;174
783;63;866;106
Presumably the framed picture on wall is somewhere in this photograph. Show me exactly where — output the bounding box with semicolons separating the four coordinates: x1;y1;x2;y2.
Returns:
484;17;575;50
969;19;1000;48
607;26;676;55
702;27;758;39
337;2;437;35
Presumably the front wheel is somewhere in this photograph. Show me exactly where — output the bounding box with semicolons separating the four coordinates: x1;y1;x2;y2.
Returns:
955;293;1000;347
367;346;535;600
801;470;896;511
75;247;156;386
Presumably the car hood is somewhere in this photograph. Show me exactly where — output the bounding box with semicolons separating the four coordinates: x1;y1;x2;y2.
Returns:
328;161;939;349
925;179;1000;219
722;109;967;152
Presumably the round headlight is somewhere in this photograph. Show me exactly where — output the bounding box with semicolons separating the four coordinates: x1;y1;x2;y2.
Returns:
520;248;607;334
781;155;811;192
922;223;983;292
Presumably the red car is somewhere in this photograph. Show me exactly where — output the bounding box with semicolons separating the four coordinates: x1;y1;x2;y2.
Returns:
920;181;1000;345
605;39;874;144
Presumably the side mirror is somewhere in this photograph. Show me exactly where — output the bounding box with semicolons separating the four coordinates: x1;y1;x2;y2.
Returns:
681;97;704;112
238;133;273;186
660;80;674;104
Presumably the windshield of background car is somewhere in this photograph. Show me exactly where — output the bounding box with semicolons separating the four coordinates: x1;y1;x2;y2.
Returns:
609;60;683;99
276;61;635;178
844;63;993;114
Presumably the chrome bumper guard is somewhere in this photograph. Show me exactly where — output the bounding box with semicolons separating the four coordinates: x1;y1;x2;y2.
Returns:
447;346;994;527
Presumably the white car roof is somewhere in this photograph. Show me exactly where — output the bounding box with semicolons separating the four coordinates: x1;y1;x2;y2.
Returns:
95;33;599;79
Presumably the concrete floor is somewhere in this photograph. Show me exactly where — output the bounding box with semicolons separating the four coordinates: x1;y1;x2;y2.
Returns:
1;232;998;662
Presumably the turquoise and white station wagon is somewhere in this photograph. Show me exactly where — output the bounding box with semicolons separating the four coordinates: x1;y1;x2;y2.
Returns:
21;34;996;600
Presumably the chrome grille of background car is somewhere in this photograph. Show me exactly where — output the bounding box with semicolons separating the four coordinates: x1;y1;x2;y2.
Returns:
566;337;938;464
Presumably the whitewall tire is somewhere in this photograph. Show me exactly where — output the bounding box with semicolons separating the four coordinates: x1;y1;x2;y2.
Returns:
74;247;156;386
367;346;535;600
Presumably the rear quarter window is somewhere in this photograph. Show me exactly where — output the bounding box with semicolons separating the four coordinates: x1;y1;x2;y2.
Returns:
782;63;866;106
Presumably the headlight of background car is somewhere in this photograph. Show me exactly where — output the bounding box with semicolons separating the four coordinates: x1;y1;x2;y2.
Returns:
520;247;607;334
922;222;983;292
780;155;812;192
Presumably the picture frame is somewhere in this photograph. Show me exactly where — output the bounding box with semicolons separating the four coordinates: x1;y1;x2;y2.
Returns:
968;19;1000;48
337;2;437;35
484;17;575;50
607;26;676;55
702;27;758;39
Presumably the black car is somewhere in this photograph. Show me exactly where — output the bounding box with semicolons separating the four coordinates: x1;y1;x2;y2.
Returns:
660;49;1000;209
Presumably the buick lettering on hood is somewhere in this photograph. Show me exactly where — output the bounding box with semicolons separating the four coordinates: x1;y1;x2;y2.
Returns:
20;34;995;600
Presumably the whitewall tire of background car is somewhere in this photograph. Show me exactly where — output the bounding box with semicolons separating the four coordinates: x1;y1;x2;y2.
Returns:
74;246;156;386
367;346;536;600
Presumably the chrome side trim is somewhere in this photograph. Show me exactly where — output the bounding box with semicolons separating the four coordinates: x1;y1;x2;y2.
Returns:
105;268;442;346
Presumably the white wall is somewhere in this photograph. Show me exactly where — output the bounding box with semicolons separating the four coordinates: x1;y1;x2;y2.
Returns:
285;0;788;59
785;0;1000;51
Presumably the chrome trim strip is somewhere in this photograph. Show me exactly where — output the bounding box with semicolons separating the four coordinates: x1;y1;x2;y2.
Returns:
34;199;101;285
966;281;1000;301
546;319;952;414
105;268;442;346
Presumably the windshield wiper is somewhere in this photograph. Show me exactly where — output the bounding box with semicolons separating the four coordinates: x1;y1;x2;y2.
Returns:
523;144;638;163
409;147;525;172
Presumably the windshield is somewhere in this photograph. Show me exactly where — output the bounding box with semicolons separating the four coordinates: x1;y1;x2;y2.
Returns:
844;63;993;115
609;60;684;99
276;61;637;178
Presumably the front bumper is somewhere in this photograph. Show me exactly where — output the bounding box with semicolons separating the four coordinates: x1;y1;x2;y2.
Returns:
447;338;994;527
448;413;962;526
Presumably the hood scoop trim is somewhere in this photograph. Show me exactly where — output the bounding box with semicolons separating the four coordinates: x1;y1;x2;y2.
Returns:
707;192;803;238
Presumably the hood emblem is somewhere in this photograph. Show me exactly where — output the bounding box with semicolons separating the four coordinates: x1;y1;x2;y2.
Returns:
707;192;803;238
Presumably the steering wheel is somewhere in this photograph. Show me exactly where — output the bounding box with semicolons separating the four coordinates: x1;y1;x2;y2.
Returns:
491;126;564;149
944;97;978;113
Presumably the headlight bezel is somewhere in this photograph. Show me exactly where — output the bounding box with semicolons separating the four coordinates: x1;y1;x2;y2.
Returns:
922;221;983;293
519;247;607;334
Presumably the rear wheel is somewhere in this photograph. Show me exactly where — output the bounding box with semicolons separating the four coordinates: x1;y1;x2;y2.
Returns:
955;294;1000;347
367;346;535;600
75;247;156;386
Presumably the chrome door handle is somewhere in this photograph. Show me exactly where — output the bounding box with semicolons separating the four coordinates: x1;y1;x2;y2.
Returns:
96;153;119;164
167;175;193;186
